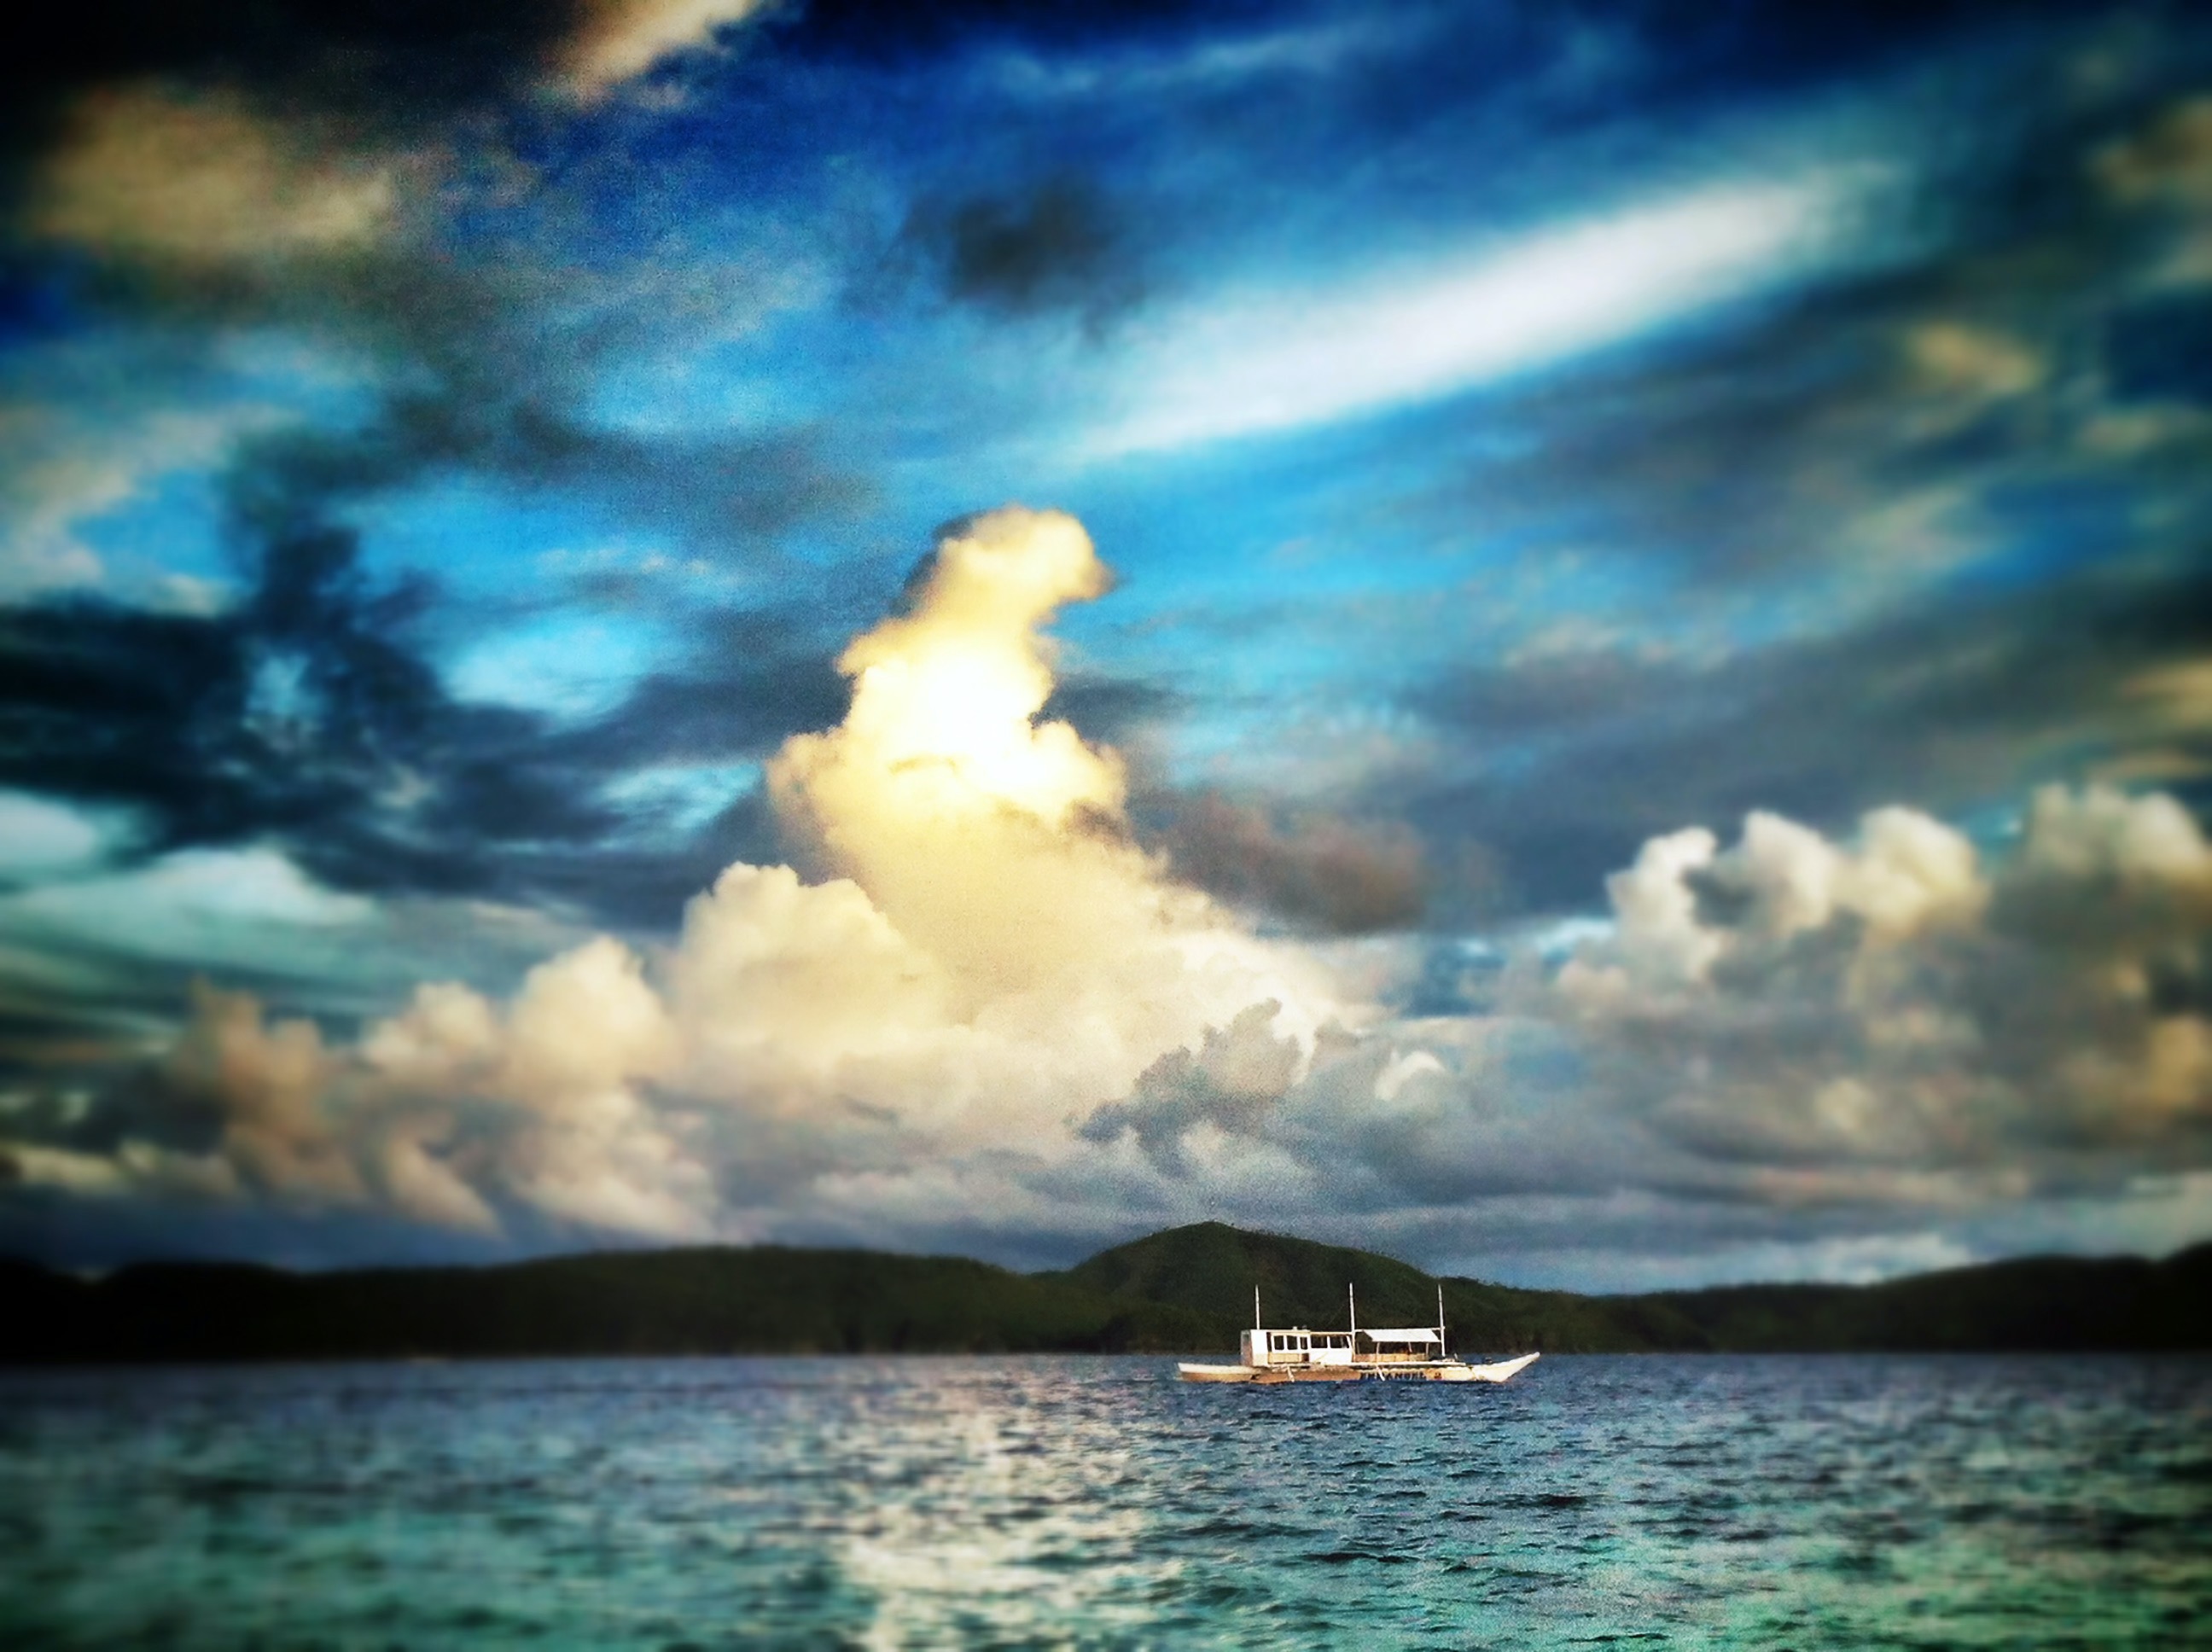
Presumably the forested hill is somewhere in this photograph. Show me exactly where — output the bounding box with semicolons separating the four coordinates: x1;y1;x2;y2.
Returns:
4;1222;2207;1363
1055;1224;2212;1355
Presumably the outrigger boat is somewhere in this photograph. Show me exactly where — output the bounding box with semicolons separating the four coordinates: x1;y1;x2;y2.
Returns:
1177;1283;1540;1385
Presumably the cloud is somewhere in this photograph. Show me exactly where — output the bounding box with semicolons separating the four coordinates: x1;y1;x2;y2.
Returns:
9;515;2212;1279
896;175;1144;325
1;0;765;164
0;791;114;880
979;16;1380;102
29;86;402;266
1067;783;2211;1278
0;400;277;600
1093;172;1877;452
163;980;360;1207
760;509;1342;1038
1078;1000;1301;1175
0;474;871;931
556;0;776;99
1551;788;2212;1177
1158;792;1427;934
1405;556;2212;916
2093;94;2212;208
8;8;2211;1282
1324;74;2212;666
1901;321;2045;404
4;1;857;600
4;509;1348;1245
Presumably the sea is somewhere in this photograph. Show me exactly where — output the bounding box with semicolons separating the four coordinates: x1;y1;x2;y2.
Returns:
2;1353;2205;1649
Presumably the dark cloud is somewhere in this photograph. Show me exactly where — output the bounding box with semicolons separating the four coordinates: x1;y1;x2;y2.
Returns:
775;0;1279;66
544;615;850;773
0;532;840;931
1407;556;2212;916
1156;792;1426;934
230;368;866;569
2107;292;2212;404
0;1184;527;1273
1037;672;1181;745
897;175;1144;324
1079;999;1297;1175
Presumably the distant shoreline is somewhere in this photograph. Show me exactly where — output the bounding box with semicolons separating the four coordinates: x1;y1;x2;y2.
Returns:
6;1222;2207;1364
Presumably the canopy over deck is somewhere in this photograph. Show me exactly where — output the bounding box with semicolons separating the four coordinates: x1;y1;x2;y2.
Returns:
1362;1327;1441;1343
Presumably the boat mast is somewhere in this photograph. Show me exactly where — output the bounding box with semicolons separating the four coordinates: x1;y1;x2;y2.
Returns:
1348;1282;1357;1353
1436;1282;1446;1361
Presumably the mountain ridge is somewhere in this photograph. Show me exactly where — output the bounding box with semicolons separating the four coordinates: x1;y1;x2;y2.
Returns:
3;1222;2206;1362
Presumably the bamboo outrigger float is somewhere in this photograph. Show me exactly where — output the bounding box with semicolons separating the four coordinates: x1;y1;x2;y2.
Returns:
1177;1283;1540;1385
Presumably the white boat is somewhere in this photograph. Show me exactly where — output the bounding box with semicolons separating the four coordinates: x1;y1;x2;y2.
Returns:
1177;1283;1540;1385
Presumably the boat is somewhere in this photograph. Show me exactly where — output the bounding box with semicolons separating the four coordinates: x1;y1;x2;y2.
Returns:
1177;1283;1539;1384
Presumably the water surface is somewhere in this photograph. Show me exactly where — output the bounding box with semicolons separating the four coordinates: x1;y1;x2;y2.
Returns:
3;1354;2205;1648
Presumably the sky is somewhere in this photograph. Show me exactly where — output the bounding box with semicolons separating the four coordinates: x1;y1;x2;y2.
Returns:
2;0;2209;1290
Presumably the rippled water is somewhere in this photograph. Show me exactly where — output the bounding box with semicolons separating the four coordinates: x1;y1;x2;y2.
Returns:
2;1354;2206;1648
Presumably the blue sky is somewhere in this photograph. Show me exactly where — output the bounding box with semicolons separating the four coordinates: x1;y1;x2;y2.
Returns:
3;0;2210;1287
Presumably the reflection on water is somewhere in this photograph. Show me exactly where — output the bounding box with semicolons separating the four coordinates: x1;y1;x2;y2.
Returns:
835;1388;1165;1648
2;1354;2206;1648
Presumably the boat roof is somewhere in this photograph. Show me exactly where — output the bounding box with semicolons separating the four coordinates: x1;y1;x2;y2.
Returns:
1362;1327;1442;1342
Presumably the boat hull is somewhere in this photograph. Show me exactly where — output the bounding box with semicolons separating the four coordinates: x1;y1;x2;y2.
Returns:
1175;1352;1540;1385
1430;1352;1542;1382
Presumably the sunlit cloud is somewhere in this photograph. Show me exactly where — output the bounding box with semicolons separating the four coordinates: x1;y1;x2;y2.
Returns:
554;0;776;99
30;87;404;267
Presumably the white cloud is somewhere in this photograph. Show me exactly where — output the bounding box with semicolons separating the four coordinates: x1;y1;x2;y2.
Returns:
1093;172;1879;453
0;846;381;1004
9;848;373;941
983;18;1382;102
0;792;119;880
0;402;270;598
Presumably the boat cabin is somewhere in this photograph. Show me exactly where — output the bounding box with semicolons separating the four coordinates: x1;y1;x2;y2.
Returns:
1239;1328;1356;1368
1236;1320;1447;1368
1357;1328;1444;1364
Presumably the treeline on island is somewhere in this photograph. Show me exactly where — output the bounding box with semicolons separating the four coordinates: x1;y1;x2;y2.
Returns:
3;1221;2207;1363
